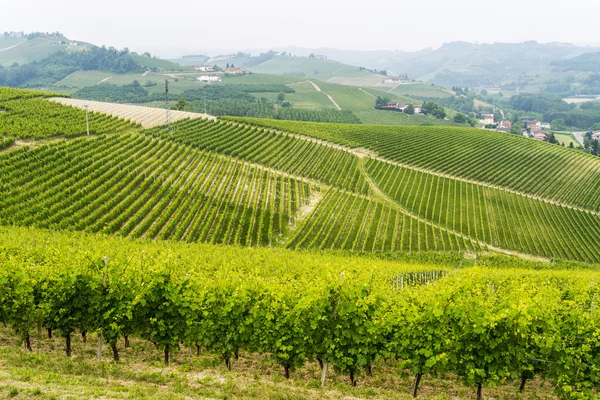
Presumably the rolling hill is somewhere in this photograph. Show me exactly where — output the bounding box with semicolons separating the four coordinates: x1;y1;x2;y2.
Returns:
3;86;600;399
3;87;600;263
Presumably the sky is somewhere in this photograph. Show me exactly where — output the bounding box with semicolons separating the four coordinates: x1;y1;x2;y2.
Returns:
2;0;600;57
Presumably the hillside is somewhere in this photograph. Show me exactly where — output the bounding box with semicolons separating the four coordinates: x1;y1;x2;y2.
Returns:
4;86;600;399
3;87;600;263
249;55;381;82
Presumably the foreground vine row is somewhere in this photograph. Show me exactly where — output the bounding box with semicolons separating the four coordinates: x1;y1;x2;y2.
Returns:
0;227;599;399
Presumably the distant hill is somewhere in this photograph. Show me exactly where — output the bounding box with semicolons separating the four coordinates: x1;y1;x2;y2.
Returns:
268;42;600;88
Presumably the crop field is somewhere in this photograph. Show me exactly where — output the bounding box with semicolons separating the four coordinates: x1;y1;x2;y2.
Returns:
4;86;600;399
143;118;369;194
0;90;135;149
0;134;314;246
50;97;213;128
226;118;600;212
388;83;454;98
2;226;600;399
249;55;375;81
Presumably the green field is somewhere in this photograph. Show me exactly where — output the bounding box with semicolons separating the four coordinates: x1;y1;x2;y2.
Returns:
3;86;600;399
0;35;76;66
388;83;454;98
554;132;579;147
249;55;377;81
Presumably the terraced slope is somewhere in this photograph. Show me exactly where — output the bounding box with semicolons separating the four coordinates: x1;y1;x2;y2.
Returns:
226;118;600;213
0;134;314;246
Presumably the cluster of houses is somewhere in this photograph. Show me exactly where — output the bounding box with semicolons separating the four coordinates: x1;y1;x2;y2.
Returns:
194;66;250;83
381;102;424;114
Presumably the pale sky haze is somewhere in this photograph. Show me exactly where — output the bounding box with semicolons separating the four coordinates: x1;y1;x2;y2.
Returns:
1;0;598;57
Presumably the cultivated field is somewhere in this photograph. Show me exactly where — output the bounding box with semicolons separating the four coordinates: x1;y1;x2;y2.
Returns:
50;97;214;128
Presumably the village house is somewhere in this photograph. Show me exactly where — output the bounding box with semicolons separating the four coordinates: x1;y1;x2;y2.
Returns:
496;120;512;132
224;68;248;74
592;131;600;140
314;55;327;60
522;119;542;128
383;76;411;85
197;75;222;83
532;131;547;140
413;105;423;114
382;102;408;111
480;112;495;125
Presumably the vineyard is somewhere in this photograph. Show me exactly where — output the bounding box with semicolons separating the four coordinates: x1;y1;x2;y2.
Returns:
4;86;600;398
1;227;600;399
225;118;600;212
0;134;315;246
365;159;600;262
143;118;369;194
51;97;214;128
0;88;135;150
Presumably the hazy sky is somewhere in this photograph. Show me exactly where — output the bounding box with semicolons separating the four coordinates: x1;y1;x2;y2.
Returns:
2;0;599;57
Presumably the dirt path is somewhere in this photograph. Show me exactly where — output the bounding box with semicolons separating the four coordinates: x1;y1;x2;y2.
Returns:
358;88;376;98
0;42;22;52
98;76;112;84
141;70;150;77
357;158;550;262
308;81;342;111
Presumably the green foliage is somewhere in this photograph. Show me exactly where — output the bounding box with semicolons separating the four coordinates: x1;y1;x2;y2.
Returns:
223;118;600;213
0;47;142;87
2;226;600;398
422;101;446;119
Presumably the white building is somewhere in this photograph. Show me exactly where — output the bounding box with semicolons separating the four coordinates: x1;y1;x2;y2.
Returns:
194;66;214;72
197;75;222;83
384;76;411;84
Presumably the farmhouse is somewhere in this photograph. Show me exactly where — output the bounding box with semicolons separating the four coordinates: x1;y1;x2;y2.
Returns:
384;76;411;84
225;68;248;74
480;112;495;125
592;131;600;140
522;119;542;128
532;131;547;140
413;105;423;114
197;75;222;83
382;102;408;111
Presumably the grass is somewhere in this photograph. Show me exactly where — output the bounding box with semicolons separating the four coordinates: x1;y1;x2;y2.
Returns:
0;327;556;399
388;83;453;99
553;132;578;147
131;55;192;72
0;36;67;67
249;56;374;81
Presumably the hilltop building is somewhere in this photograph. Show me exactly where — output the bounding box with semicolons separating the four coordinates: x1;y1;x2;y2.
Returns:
225;68;248;74
314;55;327;60
384;76;411;84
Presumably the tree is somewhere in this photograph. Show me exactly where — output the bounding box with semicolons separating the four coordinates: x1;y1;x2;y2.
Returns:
231;63;235;68
375;96;391;109
226;63;230;68
453;113;467;124
480;89;488;96
174;97;187;111
551;119;566;131
494;112;502;123
404;104;415;115
544;133;559;144
569;142;574;148
309;53;315;58
277;92;286;103
510;122;523;135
